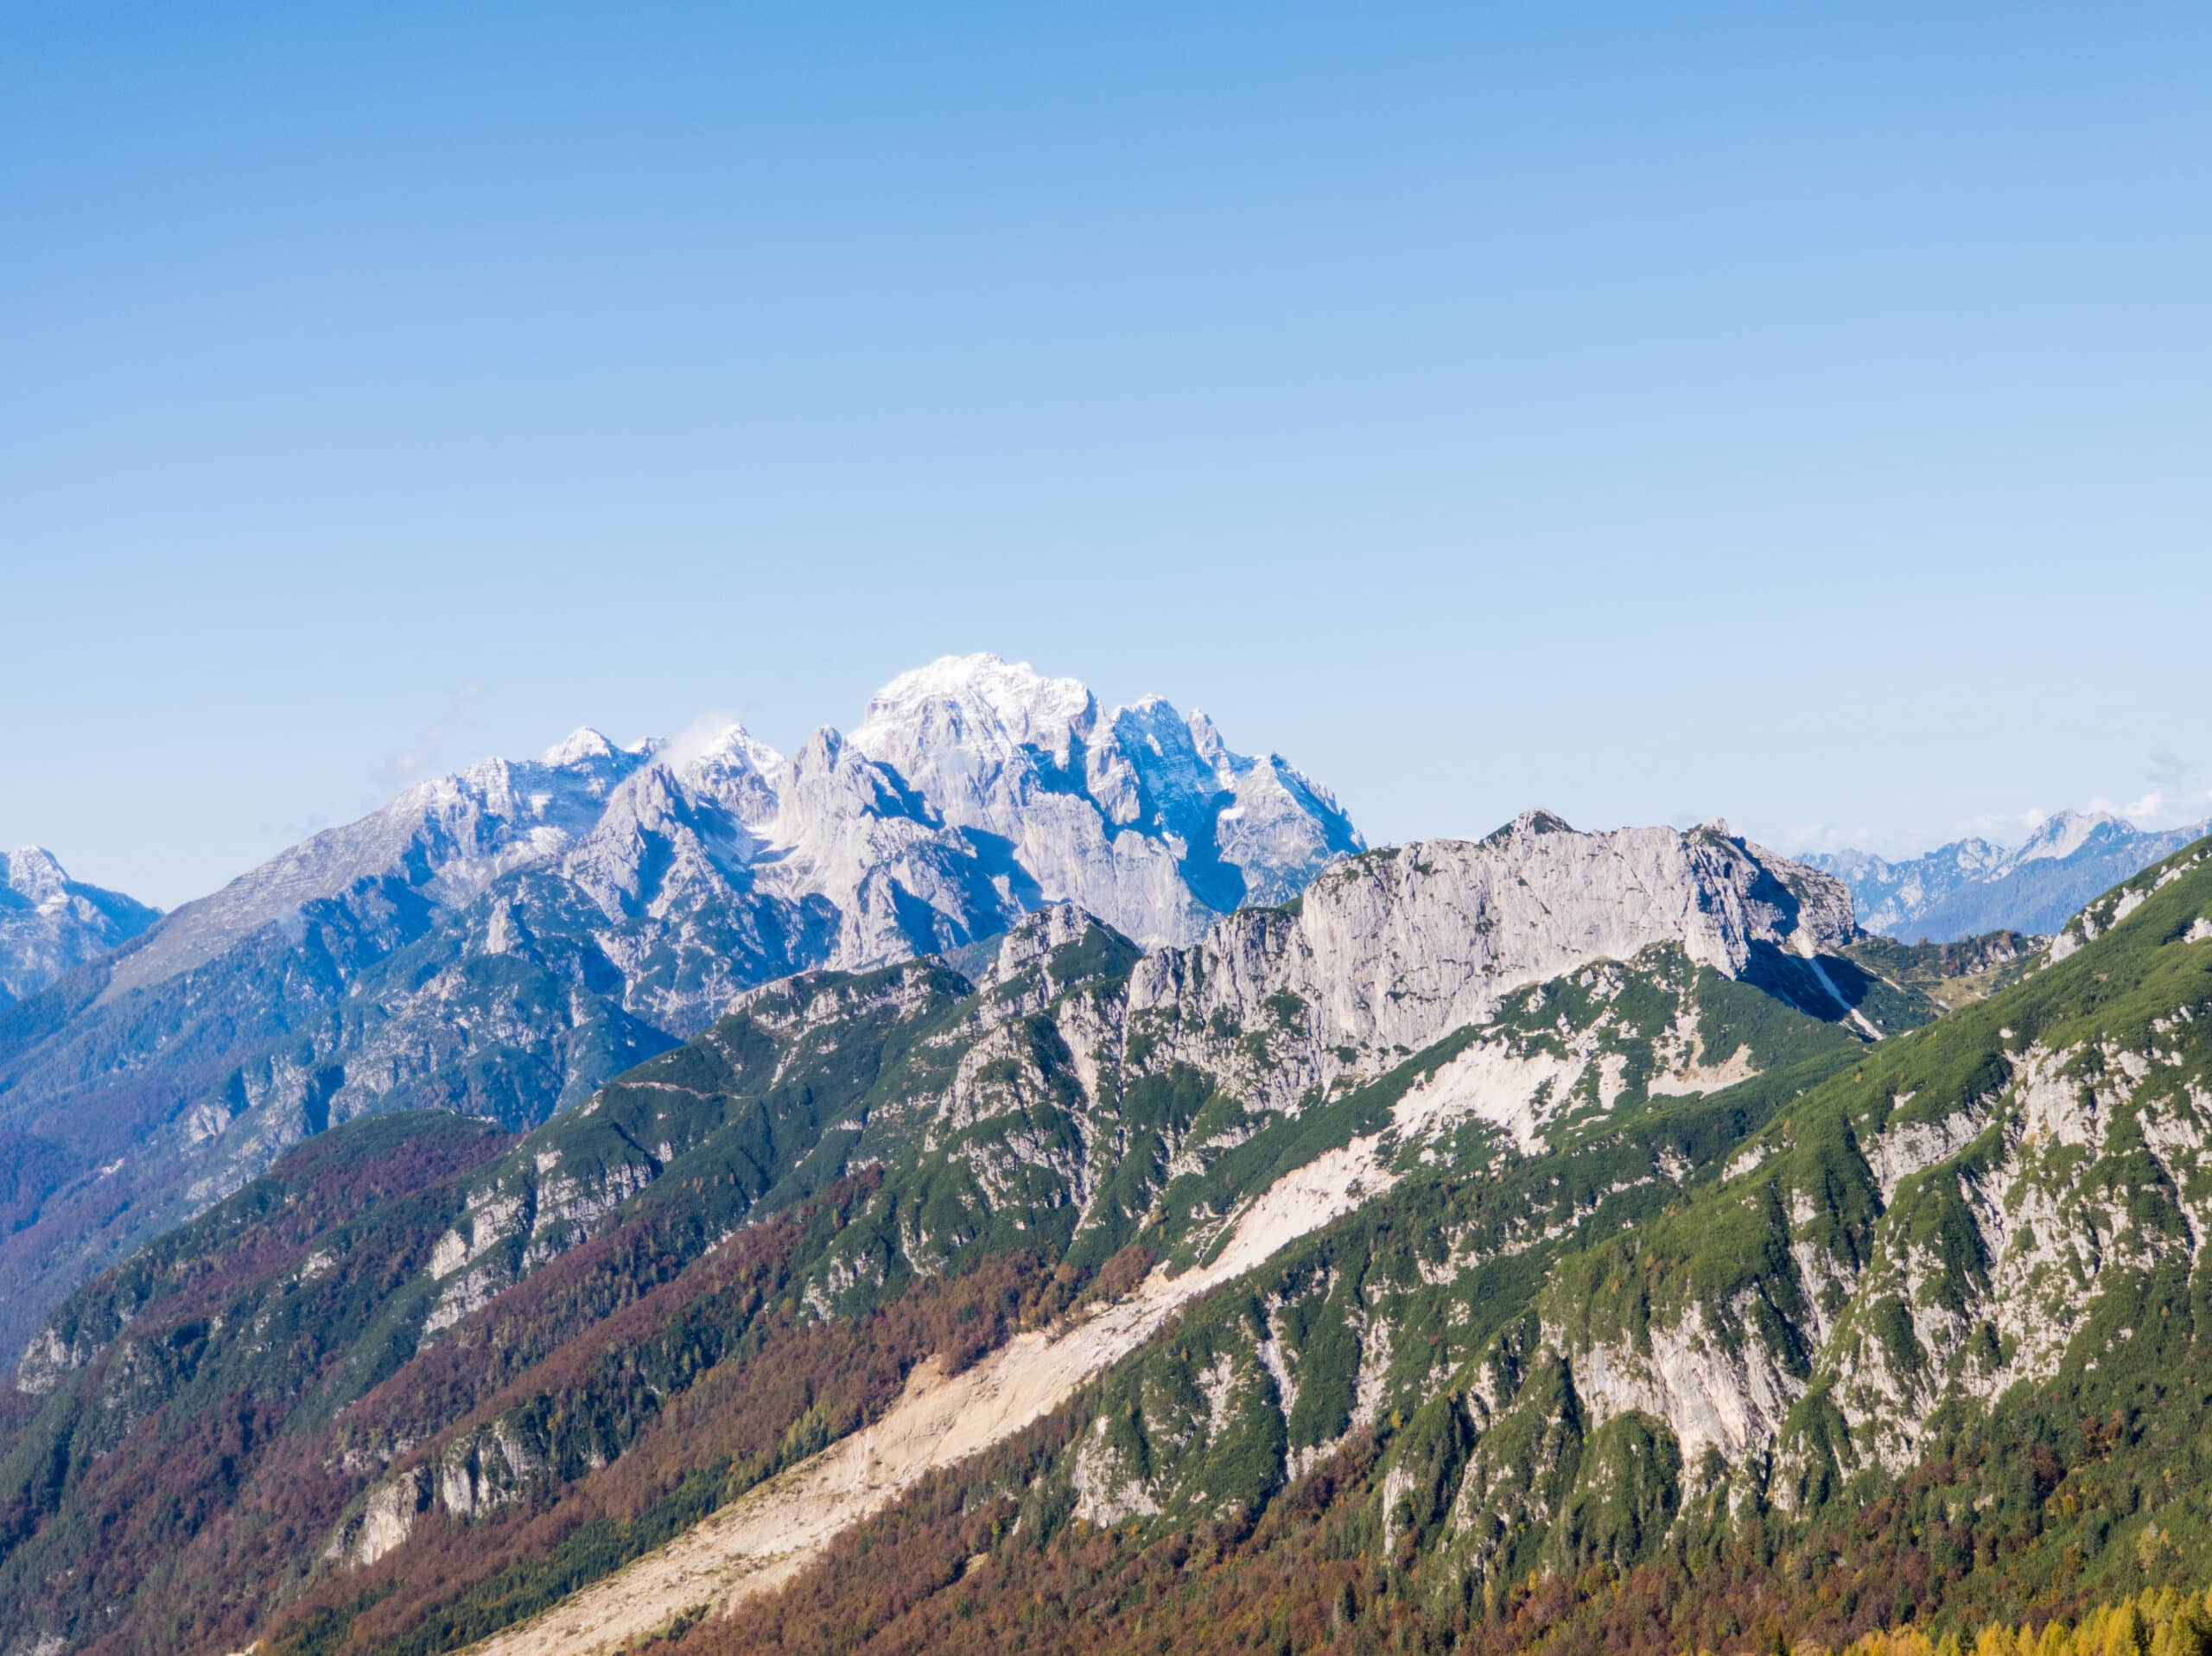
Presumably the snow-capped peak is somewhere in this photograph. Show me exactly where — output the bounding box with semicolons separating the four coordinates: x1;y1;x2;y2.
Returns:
3;847;69;900
852;653;1097;757
541;726;619;767
658;720;783;777
103;655;1363;1001
2012;809;2119;866
1;847;160;1003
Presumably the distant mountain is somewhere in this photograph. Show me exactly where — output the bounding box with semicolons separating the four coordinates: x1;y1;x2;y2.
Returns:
0;655;1359;1360
0;848;156;1006
1805;808;2209;940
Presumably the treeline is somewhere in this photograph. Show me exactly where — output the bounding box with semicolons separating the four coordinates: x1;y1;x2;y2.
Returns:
657;1405;2212;1656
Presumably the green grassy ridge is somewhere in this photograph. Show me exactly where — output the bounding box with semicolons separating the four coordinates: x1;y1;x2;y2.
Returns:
1529;851;2212;1362
1019;1046;1857;1542
1844;930;2040;1010
0;928;1132;1650
353;926;1871;1599
0;964;983;1653
1446;840;2212;1601
666;844;2212;1655
996;845;2212;1599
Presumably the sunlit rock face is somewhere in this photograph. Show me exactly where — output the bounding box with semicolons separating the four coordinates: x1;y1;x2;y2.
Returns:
0;847;157;1006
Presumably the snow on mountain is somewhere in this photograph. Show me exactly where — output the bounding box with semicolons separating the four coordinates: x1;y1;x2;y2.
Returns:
2010;807;2119;864
539;726;623;766
1807;809;2210;940
0;848;160;1006
105;654;1362;1007
846;654;1362;947
0;657;1363;1347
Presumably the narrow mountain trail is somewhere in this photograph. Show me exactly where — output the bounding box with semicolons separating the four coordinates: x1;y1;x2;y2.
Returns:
463;1133;1395;1656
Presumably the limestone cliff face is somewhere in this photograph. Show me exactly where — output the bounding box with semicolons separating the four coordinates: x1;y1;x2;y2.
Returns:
1127;815;1855;1108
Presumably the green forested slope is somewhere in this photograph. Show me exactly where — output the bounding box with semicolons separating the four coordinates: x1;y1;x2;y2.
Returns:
0;844;1909;1655
661;838;2212;1656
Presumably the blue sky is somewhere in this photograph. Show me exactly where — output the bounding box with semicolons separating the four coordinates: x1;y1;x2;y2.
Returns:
5;4;2209;906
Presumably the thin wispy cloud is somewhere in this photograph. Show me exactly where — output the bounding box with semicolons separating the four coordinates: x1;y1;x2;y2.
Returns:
364;680;486;808
1770;758;2212;865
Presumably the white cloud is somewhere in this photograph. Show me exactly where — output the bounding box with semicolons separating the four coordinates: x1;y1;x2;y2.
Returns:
365;680;486;806
656;707;747;771
1953;806;2050;846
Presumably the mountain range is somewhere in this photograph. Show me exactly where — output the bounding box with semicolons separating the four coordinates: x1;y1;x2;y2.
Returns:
1807;809;2209;942
0;655;1358;1362
4;657;2211;1656
0;802;1925;1655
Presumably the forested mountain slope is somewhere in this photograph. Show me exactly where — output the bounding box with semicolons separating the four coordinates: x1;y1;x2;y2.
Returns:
0;817;1898;1655
657;832;2212;1656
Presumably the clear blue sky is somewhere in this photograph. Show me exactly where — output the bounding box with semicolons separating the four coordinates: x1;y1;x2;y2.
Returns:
5;4;2209;907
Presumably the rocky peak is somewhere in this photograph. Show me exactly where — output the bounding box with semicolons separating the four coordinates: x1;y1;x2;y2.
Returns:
1809;809;2209;942
1183;707;1232;772
1133;822;1857;1069
2;847;71;906
540;726;620;768
97;657;1360;1010
667;726;783;833
979;904;1138;1011
0;849;160;1006
1484;808;1576;843
1948;836;2006;873
852;652;1098;765
2012;808;2120;865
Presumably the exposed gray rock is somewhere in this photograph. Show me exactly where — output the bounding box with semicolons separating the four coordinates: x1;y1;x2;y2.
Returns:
0;847;157;1006
0;657;1361;1364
